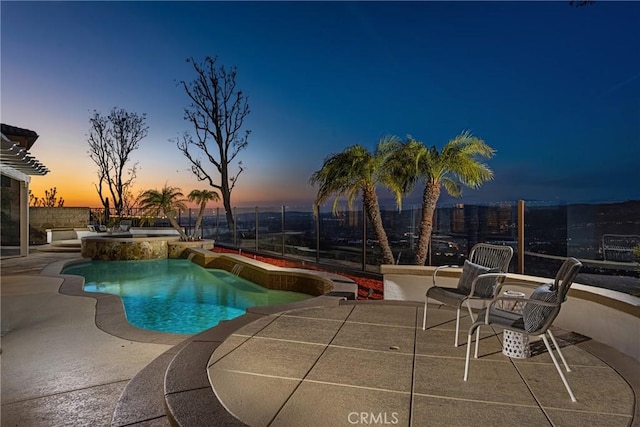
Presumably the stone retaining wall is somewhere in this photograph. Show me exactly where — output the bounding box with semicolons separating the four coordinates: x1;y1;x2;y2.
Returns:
31;207;90;229
30;207;90;244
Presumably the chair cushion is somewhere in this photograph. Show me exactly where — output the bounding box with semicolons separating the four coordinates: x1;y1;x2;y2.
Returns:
427;286;469;307
523;283;557;332
457;260;493;296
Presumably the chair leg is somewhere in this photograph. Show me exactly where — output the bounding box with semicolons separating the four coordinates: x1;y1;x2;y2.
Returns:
463;329;475;381
474;327;480;358
465;300;476;322
547;329;571;372
454;307;461;347
541;334;577;402
464;300;481;357
422;297;428;330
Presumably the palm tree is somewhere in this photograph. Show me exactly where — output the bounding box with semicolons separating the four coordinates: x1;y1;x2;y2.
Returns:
309;136;407;265
187;189;220;239
406;131;495;265
138;185;189;240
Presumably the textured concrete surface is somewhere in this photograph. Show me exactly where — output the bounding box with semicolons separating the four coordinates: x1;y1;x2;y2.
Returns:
0;252;176;427
3;252;639;427
205;302;638;427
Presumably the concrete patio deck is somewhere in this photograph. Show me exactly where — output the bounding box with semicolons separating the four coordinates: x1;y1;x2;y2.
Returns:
190;301;638;427
206;302;625;425
0;252;184;426
1;251;639;426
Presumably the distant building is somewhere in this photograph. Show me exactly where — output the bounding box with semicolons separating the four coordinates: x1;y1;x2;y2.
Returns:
1;123;49;256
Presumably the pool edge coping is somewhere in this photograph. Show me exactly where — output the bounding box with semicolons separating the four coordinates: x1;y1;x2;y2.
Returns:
45;257;356;345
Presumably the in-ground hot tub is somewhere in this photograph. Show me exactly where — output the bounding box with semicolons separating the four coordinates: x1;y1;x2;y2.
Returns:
81;234;214;260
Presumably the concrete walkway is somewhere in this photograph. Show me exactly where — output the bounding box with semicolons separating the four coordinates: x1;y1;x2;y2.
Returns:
2;251;639;426
0;252;180;426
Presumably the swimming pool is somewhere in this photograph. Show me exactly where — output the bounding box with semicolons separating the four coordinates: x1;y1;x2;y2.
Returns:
62;259;311;334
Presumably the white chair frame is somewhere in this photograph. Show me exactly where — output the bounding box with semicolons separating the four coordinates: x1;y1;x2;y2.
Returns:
463;257;582;402
422;243;514;347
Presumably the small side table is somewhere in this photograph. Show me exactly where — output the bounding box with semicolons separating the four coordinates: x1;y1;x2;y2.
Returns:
501;290;530;358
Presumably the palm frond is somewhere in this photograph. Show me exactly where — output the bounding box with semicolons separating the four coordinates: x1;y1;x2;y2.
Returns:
188;189;220;203
441;176;463;197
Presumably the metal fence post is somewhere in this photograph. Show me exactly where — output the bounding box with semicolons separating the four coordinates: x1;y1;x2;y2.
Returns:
362;203;366;271
215;207;219;241
255;206;259;251
233;207;237;247
518;200;525;274
281;205;285;256
315;205;320;264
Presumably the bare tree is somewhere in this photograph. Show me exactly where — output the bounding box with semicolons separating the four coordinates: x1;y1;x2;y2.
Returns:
176;56;250;229
87;108;148;216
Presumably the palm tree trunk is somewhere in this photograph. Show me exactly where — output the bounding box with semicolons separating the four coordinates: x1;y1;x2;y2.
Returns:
415;181;441;265
363;188;395;265
194;202;206;238
167;215;189;241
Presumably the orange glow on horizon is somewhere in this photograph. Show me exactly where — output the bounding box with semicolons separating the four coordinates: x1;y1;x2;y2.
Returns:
29;175;316;209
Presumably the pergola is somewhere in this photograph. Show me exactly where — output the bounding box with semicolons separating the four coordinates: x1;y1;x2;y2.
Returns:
1;124;49;256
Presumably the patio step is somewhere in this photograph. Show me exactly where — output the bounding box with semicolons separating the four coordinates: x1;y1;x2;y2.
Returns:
111;296;350;426
110;316;260;426
162;316;257;427
162;296;347;426
35;243;80;252
110;341;189;426
50;239;82;247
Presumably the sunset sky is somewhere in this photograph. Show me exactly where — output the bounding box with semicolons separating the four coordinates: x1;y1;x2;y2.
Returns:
2;1;638;209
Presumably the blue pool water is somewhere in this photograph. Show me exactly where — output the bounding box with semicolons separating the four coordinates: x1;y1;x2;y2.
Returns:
62;259;311;334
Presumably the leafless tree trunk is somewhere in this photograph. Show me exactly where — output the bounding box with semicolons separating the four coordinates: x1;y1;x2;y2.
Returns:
87;108;148;216
176;56;250;229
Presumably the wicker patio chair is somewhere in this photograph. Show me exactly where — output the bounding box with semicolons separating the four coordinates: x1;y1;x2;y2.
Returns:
118;219;132;232
422;243;514;347
463;257;582;402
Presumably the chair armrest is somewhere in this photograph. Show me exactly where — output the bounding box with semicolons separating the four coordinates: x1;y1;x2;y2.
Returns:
467;272;509;298
432;265;461;286
490;295;558;308
481;295;560;324
493;280;541;297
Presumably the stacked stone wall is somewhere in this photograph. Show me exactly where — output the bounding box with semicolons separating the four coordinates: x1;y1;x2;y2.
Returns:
29;207;91;244
30;207;90;229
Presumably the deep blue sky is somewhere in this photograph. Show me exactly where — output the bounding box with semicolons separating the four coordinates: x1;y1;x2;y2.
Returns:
2;1;638;208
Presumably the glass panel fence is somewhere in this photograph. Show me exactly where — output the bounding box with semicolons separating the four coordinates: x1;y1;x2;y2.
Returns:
281;205;316;260
524;200;639;295
317;204;366;270
254;206;282;255
381;202;518;272
86;199;638;295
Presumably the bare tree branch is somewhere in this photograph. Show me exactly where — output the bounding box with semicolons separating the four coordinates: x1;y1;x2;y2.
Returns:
175;56;250;227
87;108;148;216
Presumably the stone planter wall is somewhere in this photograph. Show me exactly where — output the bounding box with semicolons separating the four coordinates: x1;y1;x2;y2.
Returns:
81;236;179;260
81;236;215;261
203;255;331;296
168;240;215;259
